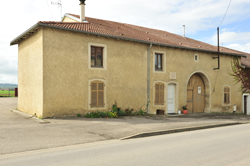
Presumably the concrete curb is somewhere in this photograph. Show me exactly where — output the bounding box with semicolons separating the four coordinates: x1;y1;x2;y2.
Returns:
0;104;48;123
120;122;245;140
12;109;48;123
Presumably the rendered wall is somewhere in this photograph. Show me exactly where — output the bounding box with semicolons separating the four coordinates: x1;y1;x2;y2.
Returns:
18;29;43;117
149;45;242;114
62;17;77;22
40;27;242;117
42;28;147;117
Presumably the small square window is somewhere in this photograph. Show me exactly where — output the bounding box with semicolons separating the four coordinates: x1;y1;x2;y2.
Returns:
91;46;103;67
194;54;199;62
155;53;163;71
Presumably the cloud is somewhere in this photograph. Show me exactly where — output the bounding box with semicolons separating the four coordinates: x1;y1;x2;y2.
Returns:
1;0;250;84
227;43;250;54
211;31;250;45
209;30;250;53
85;0;250;34
0;56;18;84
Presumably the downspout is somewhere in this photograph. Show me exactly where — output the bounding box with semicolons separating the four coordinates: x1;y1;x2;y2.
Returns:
147;43;152;113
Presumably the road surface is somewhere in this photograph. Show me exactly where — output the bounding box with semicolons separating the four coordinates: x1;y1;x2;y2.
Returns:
1;123;250;166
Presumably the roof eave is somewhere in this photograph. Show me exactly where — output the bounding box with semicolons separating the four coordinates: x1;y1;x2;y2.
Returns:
10;23;40;46
10;23;248;58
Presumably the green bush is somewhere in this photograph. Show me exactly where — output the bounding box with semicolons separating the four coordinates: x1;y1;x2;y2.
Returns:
84;111;117;118
118;110;126;116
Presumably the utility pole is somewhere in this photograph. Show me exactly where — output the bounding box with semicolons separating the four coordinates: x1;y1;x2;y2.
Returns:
213;27;220;70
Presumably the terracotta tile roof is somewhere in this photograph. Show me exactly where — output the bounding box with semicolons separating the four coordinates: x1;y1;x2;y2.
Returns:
11;13;250;66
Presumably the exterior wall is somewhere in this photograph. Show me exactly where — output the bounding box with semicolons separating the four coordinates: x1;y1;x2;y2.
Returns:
150;46;242;114
17;26;242;117
42;28;148;117
18;29;43;117
62;16;77;22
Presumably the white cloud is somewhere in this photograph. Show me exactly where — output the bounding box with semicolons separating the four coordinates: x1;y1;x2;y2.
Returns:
0;0;250;83
227;43;250;54
209;30;250;54
211;31;250;45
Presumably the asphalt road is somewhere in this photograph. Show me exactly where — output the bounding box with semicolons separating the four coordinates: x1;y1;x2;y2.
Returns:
1;123;250;166
2;97;247;155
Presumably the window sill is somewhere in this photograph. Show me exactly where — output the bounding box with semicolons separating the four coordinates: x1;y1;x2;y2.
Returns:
91;66;104;68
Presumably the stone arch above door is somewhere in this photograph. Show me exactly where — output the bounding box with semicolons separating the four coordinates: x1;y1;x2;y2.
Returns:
186;71;211;113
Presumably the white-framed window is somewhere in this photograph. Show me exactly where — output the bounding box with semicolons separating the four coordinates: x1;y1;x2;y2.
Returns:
88;43;107;70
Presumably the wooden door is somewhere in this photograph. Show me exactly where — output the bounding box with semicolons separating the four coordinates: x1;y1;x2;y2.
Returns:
168;84;176;113
187;74;205;113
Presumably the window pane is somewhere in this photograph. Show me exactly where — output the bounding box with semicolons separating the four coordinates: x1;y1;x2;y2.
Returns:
158;55;161;69
91;47;96;66
96;48;102;67
155;54;157;70
91;54;95;66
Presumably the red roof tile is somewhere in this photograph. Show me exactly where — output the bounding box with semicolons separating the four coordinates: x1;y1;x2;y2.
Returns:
12;13;250;67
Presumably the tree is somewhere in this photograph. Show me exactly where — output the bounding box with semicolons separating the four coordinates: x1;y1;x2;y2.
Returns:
229;57;250;93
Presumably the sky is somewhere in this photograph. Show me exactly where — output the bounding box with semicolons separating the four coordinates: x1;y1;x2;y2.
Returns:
0;0;250;84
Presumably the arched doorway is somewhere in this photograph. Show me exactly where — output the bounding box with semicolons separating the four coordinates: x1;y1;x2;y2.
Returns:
187;74;205;113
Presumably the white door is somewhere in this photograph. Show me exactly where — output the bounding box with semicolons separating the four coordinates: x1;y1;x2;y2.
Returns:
168;84;175;114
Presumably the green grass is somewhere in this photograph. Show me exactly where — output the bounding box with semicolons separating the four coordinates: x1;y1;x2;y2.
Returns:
0;90;15;96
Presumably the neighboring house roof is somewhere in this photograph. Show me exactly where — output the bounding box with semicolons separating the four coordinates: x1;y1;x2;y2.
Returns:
10;13;250;63
241;56;250;68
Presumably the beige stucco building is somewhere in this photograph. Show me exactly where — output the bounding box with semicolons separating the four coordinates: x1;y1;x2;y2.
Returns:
10;13;250;118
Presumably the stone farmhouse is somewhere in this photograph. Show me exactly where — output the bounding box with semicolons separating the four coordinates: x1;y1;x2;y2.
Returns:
10;1;250;118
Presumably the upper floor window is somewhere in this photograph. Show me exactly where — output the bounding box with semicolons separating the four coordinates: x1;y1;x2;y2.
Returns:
91;81;105;108
155;53;163;71
224;86;230;104
91;46;103;67
155;83;164;105
194;54;199;62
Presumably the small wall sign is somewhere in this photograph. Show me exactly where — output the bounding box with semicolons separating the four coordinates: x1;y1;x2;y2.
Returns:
170;72;176;79
198;87;201;94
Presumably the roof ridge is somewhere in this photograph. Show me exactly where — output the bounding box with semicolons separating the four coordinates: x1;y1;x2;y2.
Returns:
65;13;222;49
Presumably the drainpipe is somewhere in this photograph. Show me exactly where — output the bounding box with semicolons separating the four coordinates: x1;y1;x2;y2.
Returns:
147;43;152;114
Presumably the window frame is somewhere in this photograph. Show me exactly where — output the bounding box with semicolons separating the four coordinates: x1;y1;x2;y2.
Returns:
88;43;107;70
88;79;107;110
154;82;165;105
90;81;105;108
155;53;163;71
223;85;231;106
153;50;166;73
194;54;199;62
91;46;103;68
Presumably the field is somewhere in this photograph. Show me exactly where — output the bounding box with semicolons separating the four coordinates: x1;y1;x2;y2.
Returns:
0;90;15;97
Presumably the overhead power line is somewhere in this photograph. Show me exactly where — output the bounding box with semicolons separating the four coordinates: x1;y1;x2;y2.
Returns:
219;0;232;27
45;0;54;20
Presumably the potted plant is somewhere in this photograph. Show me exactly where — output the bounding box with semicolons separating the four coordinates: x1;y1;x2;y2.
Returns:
183;105;188;114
